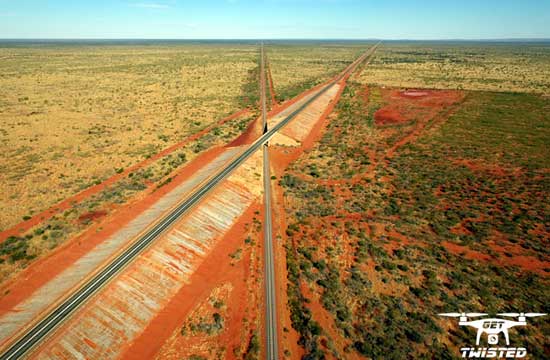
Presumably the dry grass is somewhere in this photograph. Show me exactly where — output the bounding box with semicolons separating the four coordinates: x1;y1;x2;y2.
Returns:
267;43;367;101
360;42;550;94
0;44;257;230
0;109;255;282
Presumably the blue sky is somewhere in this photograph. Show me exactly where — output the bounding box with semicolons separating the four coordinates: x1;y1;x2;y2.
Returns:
0;0;549;39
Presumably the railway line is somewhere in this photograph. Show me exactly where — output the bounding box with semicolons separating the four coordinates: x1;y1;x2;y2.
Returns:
261;42;279;360
0;43;378;360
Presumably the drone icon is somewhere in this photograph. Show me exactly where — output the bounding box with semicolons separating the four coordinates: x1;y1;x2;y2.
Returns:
438;312;547;345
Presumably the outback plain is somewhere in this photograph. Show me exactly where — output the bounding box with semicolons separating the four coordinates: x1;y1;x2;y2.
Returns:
0;40;374;360
0;40;549;359
0;42;362;281
0;44;256;230
276;42;550;359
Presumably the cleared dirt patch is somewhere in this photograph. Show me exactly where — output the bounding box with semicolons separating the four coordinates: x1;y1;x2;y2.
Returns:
374;107;406;125
374;88;463;127
400;90;429;98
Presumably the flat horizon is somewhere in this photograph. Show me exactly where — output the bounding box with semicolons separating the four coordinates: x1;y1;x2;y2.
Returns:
1;38;549;42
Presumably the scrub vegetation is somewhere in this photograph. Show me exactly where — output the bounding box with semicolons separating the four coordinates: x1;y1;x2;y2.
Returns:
0;43;257;231
268;43;368;102
280;80;550;359
0;111;255;283
361;42;550;95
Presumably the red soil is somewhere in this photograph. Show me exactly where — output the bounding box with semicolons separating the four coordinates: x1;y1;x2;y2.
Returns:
450;223;474;237
383;230;413;252
453;158;523;177
0;146;229;316
375;88;463;128
121;202;263;360
267;61;278;107
0;108;249;243
442;241;492;262
300;284;362;360
228;115;263;147
488;232;550;275
382;88;465;158
442;240;549;276
77;210;107;224
374;107;407;125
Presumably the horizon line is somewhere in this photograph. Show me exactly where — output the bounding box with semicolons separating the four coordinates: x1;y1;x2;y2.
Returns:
0;37;549;42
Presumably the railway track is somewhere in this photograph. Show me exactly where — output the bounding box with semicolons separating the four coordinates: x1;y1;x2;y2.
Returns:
261;42;279;360
0;43;379;360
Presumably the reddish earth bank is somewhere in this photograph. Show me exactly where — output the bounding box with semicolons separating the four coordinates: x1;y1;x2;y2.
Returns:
374;107;406;125
77;210;108;224
0;146;232;340
28;149;264;359
123;203;264;360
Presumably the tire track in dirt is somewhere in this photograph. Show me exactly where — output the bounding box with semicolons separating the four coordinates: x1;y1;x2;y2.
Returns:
384;91;466;160
266;58;278;107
